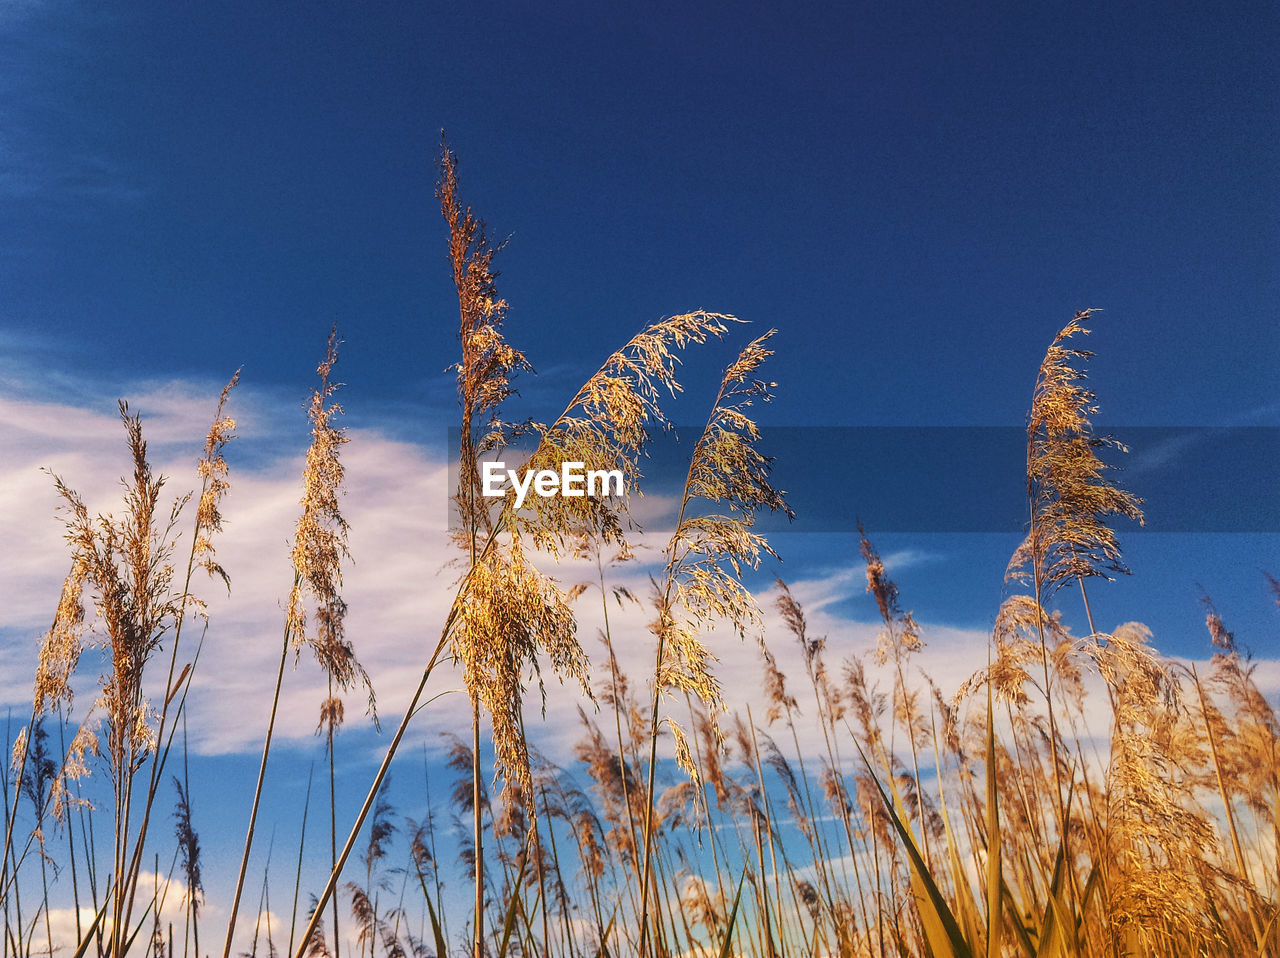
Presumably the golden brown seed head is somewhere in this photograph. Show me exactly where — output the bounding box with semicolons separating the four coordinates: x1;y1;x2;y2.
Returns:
1009;310;1144;594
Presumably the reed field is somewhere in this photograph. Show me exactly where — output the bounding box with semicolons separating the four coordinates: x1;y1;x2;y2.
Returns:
2;147;1277;958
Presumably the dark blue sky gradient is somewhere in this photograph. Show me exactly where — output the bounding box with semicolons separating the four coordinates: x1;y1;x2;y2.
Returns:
4;1;1275;428
3;1;1276;647
3;5;1278;929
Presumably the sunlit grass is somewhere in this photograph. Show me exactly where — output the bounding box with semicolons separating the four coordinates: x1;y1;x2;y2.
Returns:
2;156;1276;958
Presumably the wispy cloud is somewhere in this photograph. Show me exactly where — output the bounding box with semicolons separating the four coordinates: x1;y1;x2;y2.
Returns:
1126;428;1204;475
41;871;278;958
2;371;980;768
0;373;449;751
0;135;141;204
0;5;141;206
4;372;1275;775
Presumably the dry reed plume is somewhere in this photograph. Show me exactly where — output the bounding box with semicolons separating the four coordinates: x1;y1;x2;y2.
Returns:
3;162;1276;958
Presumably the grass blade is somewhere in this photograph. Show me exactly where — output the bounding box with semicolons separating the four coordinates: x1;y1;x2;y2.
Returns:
70;896;110;958
855;740;973;958
986;686;1002;958
423;885;448;958
495;856;530;958
716;870;747;958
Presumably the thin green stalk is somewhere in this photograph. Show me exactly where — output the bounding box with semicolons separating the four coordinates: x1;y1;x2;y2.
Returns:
286;766;315;958
222;598;295;958
471;698;483;958
637;365;733;956
1192;664;1263;945
681;696;730;915
2;728;26;958
121;481;217;942
290;601;460;958
82;796;102;955
37;835;53;958
0;706;37;907
55;713;84;946
327;676;340;958
595;550;644;888
636;620;670;958
746;706;794;958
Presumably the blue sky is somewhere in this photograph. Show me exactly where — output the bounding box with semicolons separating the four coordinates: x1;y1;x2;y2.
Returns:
4;1;1276;425
1;0;1277;950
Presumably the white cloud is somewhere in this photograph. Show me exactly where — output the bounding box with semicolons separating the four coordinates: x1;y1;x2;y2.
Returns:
6;371;1279;958
0;377;445;748
38;871;284;958
3;373;1276;782
0;374;736;768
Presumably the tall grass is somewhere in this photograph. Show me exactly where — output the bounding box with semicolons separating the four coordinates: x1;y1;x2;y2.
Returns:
1;167;1276;958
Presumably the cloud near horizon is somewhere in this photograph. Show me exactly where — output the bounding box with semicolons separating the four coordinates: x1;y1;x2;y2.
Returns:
1;373;1276;775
